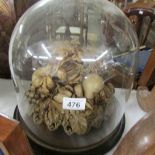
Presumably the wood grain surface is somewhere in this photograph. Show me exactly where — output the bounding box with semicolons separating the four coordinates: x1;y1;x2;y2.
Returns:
0;114;33;155
114;112;155;155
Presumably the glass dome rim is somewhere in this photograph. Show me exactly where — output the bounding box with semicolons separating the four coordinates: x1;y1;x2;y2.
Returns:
9;0;138;143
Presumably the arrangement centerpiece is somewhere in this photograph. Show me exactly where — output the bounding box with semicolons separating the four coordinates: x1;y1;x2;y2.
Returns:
9;0;138;153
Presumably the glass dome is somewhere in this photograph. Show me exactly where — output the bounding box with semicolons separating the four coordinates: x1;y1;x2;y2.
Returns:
9;0;138;152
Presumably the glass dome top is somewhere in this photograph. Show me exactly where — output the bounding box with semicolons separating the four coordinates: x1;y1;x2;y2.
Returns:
9;0;138;151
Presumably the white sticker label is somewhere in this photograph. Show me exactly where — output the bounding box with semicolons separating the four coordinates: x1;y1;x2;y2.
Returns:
63;97;86;110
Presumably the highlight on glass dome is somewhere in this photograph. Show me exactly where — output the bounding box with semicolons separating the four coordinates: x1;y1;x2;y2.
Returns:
9;0;138;152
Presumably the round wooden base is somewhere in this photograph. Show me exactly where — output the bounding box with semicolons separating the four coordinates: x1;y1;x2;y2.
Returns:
14;106;125;155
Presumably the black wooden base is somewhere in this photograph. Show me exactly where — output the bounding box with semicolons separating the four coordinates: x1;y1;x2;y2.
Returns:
14;106;125;155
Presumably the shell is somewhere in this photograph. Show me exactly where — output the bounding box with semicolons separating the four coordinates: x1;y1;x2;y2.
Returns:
53;86;73;103
65;85;74;92
32;64;52;88
56;68;67;81
70;113;88;135
38;79;50;95
107;83;115;94
32;104;43;124
74;83;83;97
85;100;93;115
58;87;72;97
44;105;62;131
56;58;83;84
52;100;63;113
26;76;54;105
62;110;73;135
32;112;43;125
53;93;66;103
91;106;104;128
39;98;51;113
46;75;55;89
62;119;73;136
62;111;88;135
103;83;115;99
82;74;104;99
94;83;115;105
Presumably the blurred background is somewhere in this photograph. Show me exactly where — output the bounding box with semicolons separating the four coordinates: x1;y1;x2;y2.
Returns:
0;0;155;83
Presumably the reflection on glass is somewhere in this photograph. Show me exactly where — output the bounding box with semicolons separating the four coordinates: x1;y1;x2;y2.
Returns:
9;0;138;151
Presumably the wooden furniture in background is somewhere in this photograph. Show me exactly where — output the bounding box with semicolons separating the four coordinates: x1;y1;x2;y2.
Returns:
0;0;40;79
0;0;16;79
109;0;127;9
127;0;155;9
14;0;39;20
124;7;155;46
124;2;155;88
138;48;155;86
0;114;33;155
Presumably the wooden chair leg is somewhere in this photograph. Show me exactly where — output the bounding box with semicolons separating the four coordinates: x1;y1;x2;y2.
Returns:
138;48;155;86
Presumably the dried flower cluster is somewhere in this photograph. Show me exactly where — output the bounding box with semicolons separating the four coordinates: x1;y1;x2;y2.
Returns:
25;41;115;135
